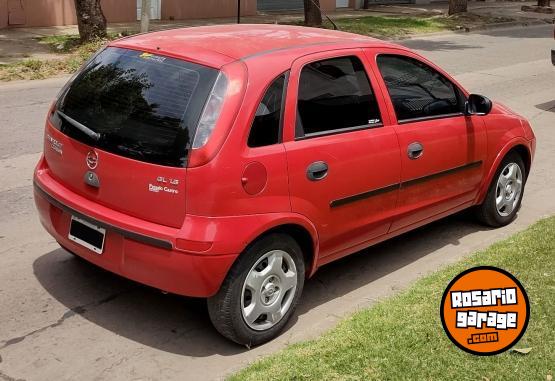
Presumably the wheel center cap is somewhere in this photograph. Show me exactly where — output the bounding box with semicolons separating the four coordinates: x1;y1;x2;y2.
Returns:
260;276;281;306
505;183;513;199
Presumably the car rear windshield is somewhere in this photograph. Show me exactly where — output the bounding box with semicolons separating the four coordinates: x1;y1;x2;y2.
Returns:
53;47;219;167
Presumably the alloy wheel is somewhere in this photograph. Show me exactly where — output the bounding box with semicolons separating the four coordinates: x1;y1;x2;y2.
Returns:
241;250;298;331
495;162;523;217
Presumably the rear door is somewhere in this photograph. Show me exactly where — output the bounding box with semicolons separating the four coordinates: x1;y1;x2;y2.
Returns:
367;49;487;231
45;47;219;228
283;50;401;260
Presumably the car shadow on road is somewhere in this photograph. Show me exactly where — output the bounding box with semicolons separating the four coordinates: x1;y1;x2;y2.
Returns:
33;211;490;357
401;23;550;52
400;39;482;52
472;24;553;39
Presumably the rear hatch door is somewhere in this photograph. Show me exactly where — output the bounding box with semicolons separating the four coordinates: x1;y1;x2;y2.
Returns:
45;47;219;228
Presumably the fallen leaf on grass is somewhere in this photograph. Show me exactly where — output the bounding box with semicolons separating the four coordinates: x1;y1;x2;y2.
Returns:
511;347;532;354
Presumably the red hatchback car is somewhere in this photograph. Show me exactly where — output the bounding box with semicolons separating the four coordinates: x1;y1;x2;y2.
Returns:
34;25;535;345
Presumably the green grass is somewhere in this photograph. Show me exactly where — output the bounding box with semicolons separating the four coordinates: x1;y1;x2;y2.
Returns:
293;13;514;38
231;216;555;381
327;15;457;38
39;34;84;53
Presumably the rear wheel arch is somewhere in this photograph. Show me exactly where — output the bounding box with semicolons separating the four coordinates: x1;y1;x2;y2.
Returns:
243;223;316;278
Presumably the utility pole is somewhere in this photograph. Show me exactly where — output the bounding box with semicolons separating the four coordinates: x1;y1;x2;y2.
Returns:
140;0;150;33
237;0;241;24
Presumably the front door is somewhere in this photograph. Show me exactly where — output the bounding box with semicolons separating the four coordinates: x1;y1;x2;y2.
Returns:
284;50;401;260
369;50;487;231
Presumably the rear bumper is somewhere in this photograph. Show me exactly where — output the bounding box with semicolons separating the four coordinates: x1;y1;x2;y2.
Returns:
34;183;237;297
33;159;239;298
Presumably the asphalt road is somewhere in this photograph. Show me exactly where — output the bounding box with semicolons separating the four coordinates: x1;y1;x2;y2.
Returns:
0;24;554;381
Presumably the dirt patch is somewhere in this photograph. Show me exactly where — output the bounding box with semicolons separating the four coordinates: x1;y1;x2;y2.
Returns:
0;37;64;65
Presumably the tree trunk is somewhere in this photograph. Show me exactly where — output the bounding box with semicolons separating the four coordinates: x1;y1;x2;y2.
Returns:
304;0;323;27
448;0;468;15
537;0;550;7
73;0;107;41
140;0;150;33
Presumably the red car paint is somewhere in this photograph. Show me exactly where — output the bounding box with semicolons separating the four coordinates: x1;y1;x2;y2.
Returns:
34;25;535;298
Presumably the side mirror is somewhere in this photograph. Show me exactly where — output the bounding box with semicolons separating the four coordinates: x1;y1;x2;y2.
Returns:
465;94;493;116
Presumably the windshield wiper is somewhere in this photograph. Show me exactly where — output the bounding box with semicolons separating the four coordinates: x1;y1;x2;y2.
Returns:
57;110;100;141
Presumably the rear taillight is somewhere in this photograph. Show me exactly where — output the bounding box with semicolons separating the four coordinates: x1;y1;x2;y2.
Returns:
192;72;228;149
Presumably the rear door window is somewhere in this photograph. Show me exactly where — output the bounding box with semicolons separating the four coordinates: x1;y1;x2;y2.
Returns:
296;55;382;138
55;47;219;167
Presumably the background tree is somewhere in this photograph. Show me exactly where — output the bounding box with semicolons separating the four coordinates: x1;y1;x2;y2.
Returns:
304;0;322;27
448;0;468;15
73;0;107;41
140;0;151;33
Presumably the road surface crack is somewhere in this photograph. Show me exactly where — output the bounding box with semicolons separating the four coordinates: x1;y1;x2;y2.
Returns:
98;356;128;377
0;287;137;350
0;370;26;381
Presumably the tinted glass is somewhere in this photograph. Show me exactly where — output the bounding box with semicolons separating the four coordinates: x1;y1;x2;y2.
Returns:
55;47;218;167
248;74;285;148
377;55;464;122
296;56;382;137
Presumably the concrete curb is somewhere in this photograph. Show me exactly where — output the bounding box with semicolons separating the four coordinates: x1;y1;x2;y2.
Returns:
462;18;553;32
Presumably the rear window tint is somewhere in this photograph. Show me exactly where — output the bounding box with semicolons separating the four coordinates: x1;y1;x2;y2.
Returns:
55;47;218;167
296;56;382;138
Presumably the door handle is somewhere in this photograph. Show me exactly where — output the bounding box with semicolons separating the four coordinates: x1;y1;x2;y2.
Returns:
306;161;328;181
407;142;424;160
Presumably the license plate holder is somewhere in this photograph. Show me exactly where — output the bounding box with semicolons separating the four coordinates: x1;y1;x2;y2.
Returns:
68;216;106;254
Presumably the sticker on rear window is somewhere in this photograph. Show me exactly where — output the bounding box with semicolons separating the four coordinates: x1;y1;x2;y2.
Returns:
139;52;166;63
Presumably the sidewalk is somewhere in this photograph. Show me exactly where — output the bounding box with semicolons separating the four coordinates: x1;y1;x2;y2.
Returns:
0;1;553;64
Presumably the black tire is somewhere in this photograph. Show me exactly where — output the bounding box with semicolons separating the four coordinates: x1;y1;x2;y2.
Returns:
475;152;526;227
207;233;305;346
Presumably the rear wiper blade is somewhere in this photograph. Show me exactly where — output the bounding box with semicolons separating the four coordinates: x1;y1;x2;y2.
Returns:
57;110;100;141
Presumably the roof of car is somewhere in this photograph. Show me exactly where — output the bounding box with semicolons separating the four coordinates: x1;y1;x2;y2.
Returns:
111;24;400;67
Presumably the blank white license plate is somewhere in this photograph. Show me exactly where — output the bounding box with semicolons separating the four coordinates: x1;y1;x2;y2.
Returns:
68;216;106;254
